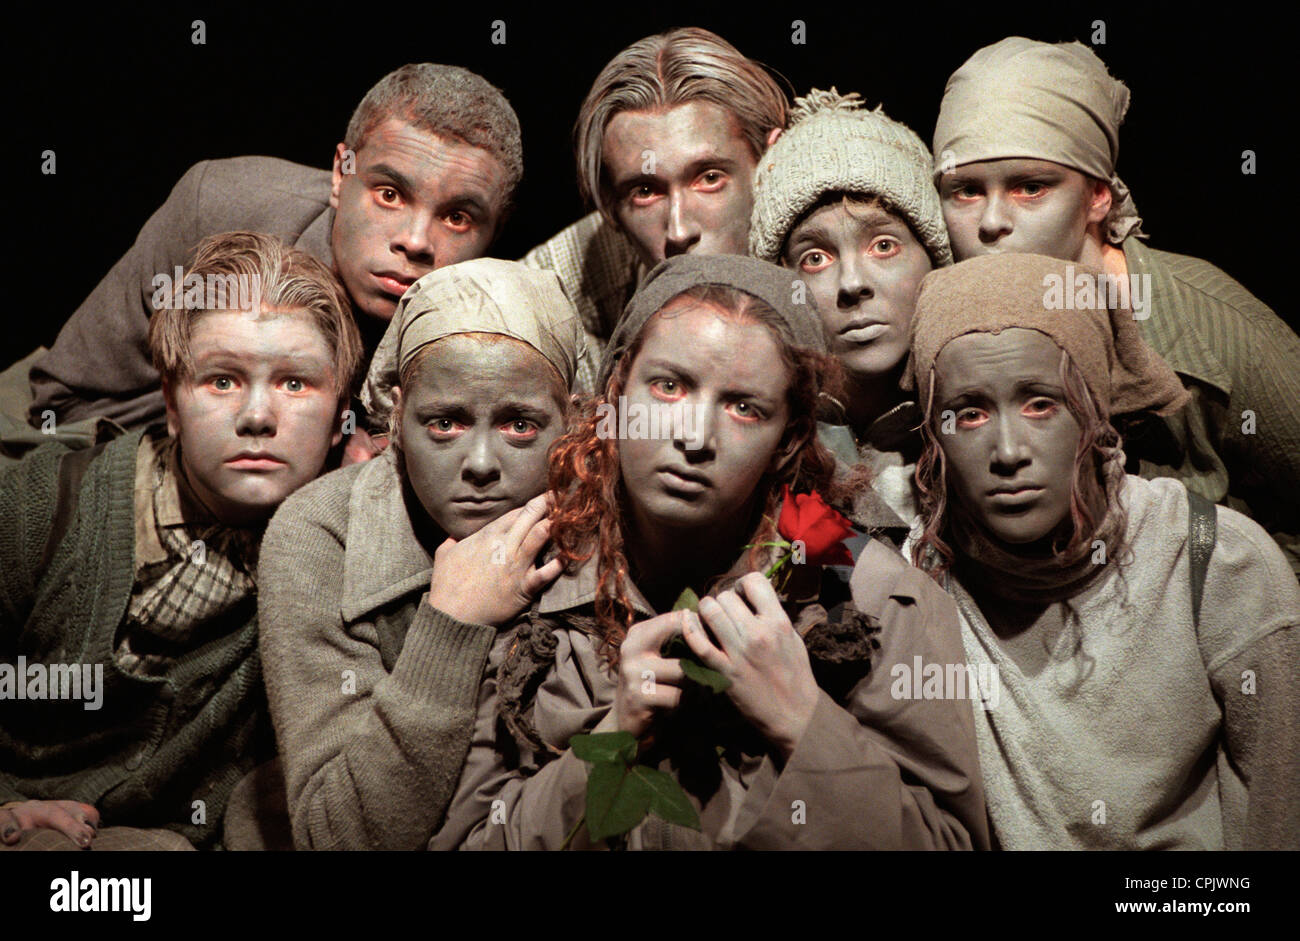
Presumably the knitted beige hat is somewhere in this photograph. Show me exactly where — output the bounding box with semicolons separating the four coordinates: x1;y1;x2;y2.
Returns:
749;88;951;266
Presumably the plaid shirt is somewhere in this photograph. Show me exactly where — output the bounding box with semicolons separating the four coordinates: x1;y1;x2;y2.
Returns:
118;430;259;675
519;210;646;394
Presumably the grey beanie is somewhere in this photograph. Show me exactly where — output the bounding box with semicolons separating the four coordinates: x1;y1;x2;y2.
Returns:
597;253;826;393
749;89;952;267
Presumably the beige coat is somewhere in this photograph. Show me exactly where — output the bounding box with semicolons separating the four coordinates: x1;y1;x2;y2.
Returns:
432;536;990;850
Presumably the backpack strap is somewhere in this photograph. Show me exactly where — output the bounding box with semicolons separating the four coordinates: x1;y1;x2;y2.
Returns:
1186;489;1218;628
37;441;111;572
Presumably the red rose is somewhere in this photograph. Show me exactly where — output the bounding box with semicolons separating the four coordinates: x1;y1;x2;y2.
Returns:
776;485;855;567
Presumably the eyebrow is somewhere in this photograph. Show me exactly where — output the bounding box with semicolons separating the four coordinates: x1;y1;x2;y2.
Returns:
609;153;741;190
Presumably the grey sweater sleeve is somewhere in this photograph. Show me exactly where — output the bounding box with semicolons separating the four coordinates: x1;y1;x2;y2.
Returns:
258;481;496;850
28;163;212;429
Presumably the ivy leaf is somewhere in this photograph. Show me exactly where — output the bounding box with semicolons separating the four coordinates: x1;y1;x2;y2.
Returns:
679;657;731;693
586;761;653;843
570;731;637;765
673;586;700;611
634;766;701;830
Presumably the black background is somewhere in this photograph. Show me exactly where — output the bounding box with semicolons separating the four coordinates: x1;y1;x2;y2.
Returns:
9;1;1294;363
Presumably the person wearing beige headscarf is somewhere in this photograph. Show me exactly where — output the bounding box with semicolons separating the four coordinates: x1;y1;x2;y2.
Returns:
907;252;1300;850
231;258;586;851
932;36;1300;573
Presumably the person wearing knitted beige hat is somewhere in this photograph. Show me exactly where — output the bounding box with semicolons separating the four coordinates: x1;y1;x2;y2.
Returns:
933;37;1300;572
906;252;1299;851
243;258;585;850
750;88;950;534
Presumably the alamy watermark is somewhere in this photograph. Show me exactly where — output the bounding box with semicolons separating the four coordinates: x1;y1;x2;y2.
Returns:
150;268;262;312
595;397;709;450
0;658;103;711
1042;265;1151;321
890;656;1000;710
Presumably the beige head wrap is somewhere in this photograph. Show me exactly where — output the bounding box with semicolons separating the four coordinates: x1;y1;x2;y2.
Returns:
361;258;587;424
933;37;1144;244
905;253;1188;417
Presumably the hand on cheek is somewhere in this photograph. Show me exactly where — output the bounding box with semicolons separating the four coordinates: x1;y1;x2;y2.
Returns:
426;493;563;627
683;573;820;760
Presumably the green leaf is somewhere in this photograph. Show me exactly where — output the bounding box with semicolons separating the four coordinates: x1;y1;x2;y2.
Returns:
634;766;701;831
586;761;653;843
570;731;637;765
680;657;731;693
673;586;701;612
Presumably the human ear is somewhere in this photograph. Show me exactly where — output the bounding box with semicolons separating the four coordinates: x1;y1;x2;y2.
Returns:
329;142;349;210
389;386;403;441
162;378;180;439
765;127;783;150
1086;178;1113;224
331;395;347;449
767;419;811;476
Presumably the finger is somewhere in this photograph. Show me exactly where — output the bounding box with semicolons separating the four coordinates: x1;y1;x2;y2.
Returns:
517;514;554;563
631;654;687;688
0;808;19;844
20;804;93;847
715;591;760;638
63;801;99;831
505;492;554;547
638;685;682;713
698;595;744;653
624;610;691;657
521;557;564;597
680;610;728;670
736;572;786;622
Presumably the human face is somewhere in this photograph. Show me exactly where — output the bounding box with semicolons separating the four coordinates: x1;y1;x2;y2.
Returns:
783;200;932;382
330;119;509;323
395;336;567;540
603;102;761;268
165;309;344;527
937;158;1110;262
619;304;793;537
932;328;1082;545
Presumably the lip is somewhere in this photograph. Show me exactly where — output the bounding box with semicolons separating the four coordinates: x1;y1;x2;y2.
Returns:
450;495;509;507
839;321;889;343
225;453;286;471
657;467;711;493
373;271;419;297
987;485;1043;504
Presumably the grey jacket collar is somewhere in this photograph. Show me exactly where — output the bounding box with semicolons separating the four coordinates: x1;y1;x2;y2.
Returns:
340;450;433;623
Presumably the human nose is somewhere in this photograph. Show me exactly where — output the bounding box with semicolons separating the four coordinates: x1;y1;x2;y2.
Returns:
990;414;1031;472
461;430;502;485
390;208;436;265
836;252;874;308
672;395;715;458
663;190;701;258
978;191;1013;245
235;383;277;438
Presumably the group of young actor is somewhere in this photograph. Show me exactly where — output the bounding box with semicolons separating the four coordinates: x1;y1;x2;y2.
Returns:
1;27;1296;852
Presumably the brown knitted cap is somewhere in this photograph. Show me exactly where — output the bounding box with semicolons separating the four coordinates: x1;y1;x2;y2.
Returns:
904;253;1188;417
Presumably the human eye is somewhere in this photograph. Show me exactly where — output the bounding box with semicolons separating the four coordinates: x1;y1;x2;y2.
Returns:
695;169;728;191
207;375;237;393
727;399;766;422
426;417;465;440
649;378;686;401
280;377;308;394
1023;396;1060;417
445;209;474;232
955;406;989;428
944;181;981;202
628;183;661;207
1014;180;1052;199
870;236;901;257
798;249;834;273
500;418;540;441
376;185;402;207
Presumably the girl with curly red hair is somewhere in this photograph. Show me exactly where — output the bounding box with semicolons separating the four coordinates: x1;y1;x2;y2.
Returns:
431;254;988;850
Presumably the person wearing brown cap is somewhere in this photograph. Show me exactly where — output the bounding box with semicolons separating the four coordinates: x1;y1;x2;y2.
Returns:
932;37;1300;573
907;252;1300;850
429;254;989;851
